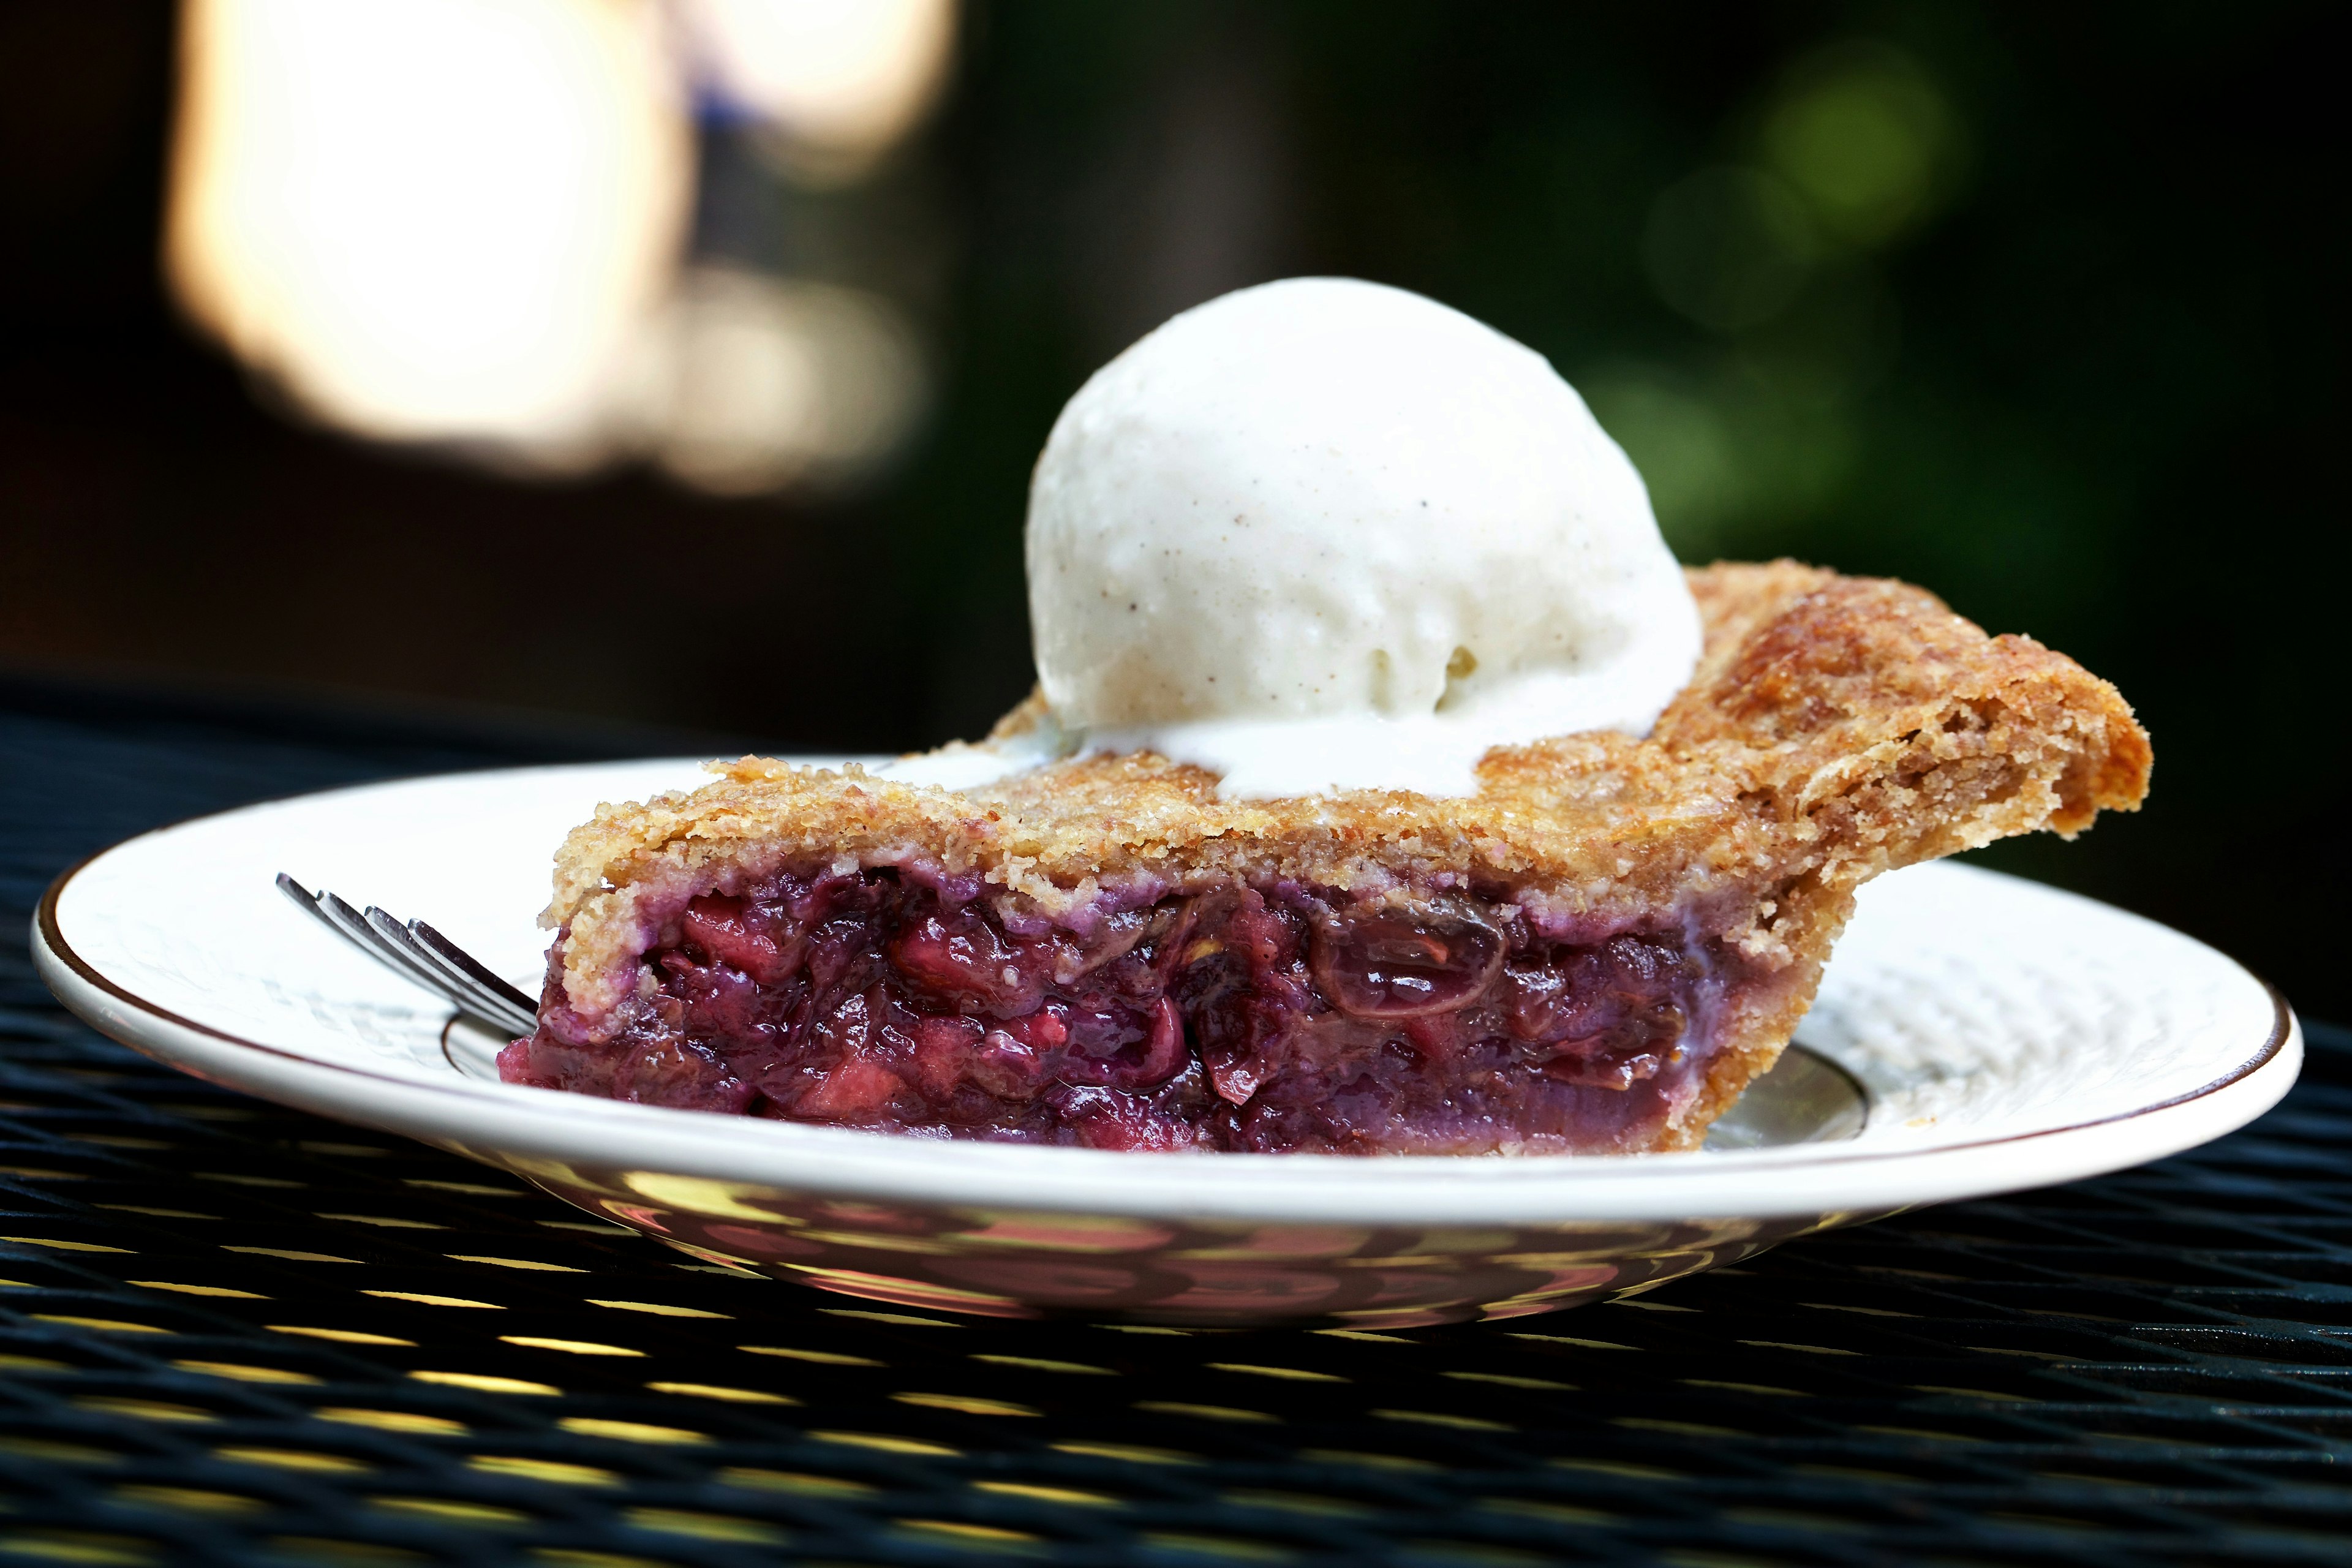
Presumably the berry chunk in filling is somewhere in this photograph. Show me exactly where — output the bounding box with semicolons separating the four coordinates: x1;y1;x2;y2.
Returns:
500;867;1732;1153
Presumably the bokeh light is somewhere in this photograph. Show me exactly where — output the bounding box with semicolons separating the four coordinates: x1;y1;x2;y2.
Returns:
1640;166;1819;333
165;0;691;453
1610;39;1960;559
1761;42;1961;247
678;0;957;185
627;268;927;496
164;0;948;492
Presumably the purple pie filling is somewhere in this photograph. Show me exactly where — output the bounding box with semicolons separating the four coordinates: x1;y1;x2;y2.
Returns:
500;867;1734;1153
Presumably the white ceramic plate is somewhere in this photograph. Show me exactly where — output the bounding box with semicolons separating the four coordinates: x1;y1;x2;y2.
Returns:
34;759;2298;1328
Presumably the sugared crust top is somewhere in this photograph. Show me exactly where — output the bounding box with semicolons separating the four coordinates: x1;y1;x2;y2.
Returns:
545;562;2149;1020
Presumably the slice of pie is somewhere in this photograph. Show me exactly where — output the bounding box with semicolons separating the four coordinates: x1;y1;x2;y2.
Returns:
500;561;2150;1155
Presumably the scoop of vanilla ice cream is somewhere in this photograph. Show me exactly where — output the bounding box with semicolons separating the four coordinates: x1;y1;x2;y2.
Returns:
1022;277;1701;799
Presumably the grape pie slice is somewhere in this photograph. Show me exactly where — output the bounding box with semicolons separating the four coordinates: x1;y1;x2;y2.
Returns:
501;562;2150;1155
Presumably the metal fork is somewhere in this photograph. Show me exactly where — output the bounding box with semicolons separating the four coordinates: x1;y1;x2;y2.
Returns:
275;873;539;1038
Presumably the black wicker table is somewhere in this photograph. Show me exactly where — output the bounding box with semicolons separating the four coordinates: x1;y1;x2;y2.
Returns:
5;680;2348;1567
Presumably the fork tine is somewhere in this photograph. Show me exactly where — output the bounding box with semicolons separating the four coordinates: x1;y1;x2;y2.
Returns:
281;873;427;987
295;876;482;1017
280;872;540;1038
277;872;369;956
420;971;535;1039
336;895;466;1001
411;921;541;1021
361;907;532;1038
379;913;537;1037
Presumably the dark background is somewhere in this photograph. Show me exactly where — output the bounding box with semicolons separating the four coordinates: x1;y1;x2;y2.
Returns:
1;2;2341;1014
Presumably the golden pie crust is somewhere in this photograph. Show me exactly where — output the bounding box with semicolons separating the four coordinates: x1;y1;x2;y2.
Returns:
540;560;2149;1150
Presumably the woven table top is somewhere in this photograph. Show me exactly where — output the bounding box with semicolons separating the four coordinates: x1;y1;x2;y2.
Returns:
4;680;2348;1567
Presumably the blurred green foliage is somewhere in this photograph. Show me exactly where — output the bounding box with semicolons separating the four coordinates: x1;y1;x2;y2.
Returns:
880;0;2339;1005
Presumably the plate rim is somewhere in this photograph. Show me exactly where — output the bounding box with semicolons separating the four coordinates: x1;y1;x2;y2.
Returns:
29;763;2303;1226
